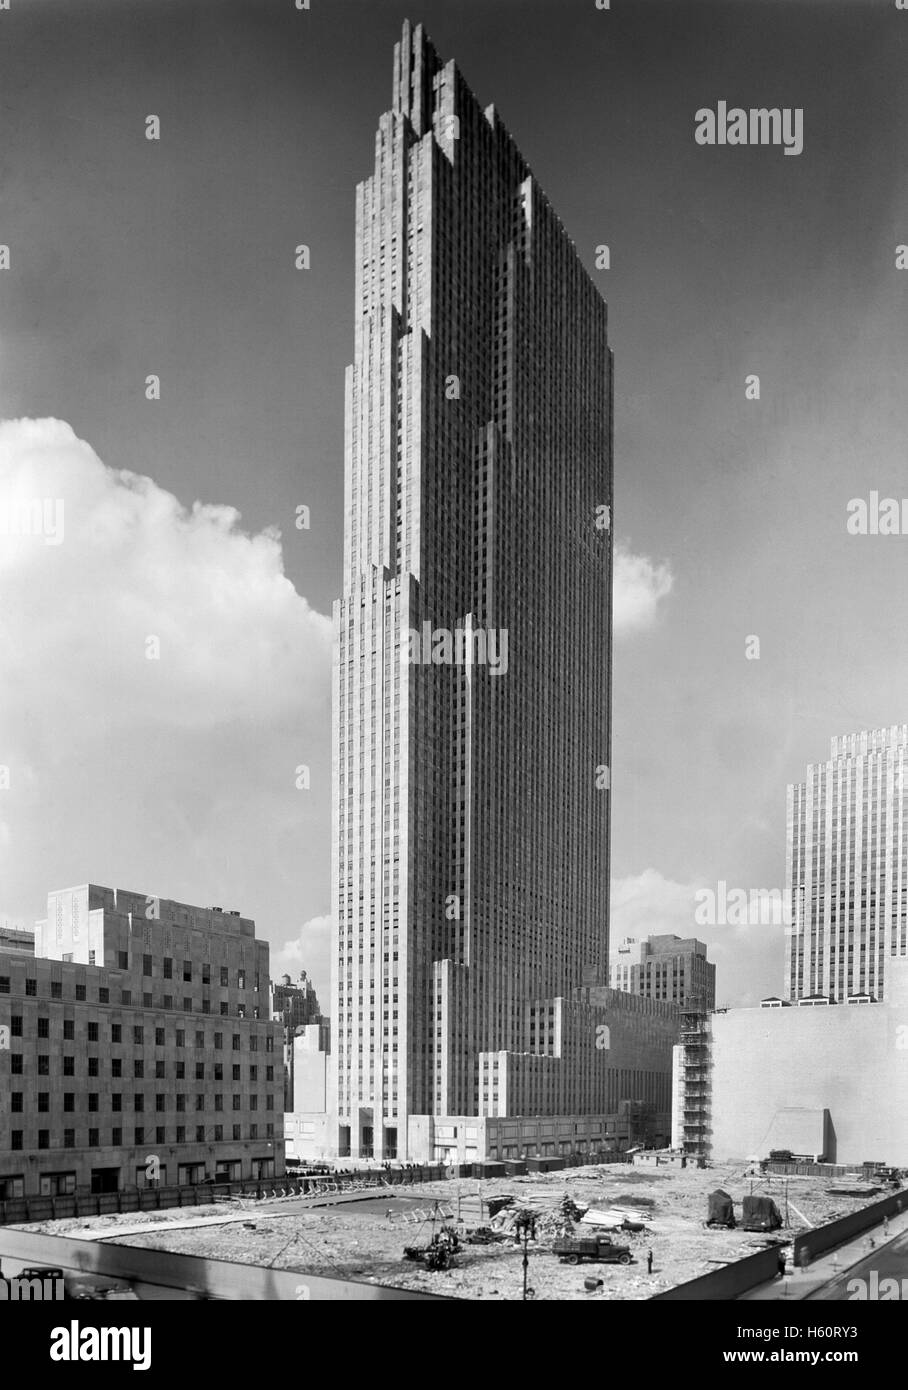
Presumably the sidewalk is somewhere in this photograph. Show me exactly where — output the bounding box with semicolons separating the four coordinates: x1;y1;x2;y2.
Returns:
741;1204;908;1300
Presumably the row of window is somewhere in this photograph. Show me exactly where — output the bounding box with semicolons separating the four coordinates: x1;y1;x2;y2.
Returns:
0;979;263;1017
10;1092;274;1112
7;1054;274;1081
1;1017;274;1049
7;1125;275;1150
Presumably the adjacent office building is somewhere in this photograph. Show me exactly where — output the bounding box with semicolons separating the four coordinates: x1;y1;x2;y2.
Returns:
786;725;908;1002
610;935;715;1011
0;885;284;1199
330;22;675;1162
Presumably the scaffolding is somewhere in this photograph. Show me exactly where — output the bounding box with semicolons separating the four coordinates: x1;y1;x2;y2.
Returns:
680;1009;711;1160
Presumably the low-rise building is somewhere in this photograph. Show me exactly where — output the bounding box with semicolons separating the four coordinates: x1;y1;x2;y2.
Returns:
610;934;715;1011
0;884;285;1199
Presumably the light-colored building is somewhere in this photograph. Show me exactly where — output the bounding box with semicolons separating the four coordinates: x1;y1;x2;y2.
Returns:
786;725;908;1002
690;957;908;1166
0;884;284;1199
331;20;638;1163
610;934;715;1010
0;925;35;957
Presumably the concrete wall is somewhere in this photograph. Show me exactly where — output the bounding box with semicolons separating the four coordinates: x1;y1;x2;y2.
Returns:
710;961;908;1165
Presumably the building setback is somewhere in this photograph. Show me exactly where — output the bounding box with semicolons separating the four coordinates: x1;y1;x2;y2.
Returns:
787;725;908;1002
610;935;716;1011
330;21;675;1163
0;885;284;1199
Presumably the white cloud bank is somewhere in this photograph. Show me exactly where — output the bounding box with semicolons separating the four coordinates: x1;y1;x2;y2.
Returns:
0;417;333;947
613;542;673;637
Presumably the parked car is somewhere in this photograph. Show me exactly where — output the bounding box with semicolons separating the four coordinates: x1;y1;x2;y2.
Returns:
552;1235;632;1266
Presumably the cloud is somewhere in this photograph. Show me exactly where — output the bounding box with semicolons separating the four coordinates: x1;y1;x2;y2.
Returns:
272;914;332;1007
613;542;673;637
0;417;333;946
610;868;785;1008
0;418;332;732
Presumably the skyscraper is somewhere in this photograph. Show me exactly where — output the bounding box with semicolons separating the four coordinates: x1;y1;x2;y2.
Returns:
786;726;908;1003
331;22;661;1163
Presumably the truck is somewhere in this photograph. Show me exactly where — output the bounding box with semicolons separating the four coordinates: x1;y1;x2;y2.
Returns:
552;1234;632;1266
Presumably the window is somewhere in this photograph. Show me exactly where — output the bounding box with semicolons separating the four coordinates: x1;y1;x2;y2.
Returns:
183;998;192;1013
196;1126;205;1143
134;1095;144;1112
118;951;129;969
155;1061;165;1079
195;1063;204;1081
87;1022;99;1042
163;958;172;980
232;1095;241;1111
11;1132;23;1151
214;1063;223;1081
63;1130;75;1150
249;1066;257;1082
112;1094;122;1112
111;1127;122;1146
176;1061;185;1080
232;1125;241;1141
134;1128;144;1145
214;1032;223;1050
249;1096;258;1112
237;971;245;990
111;1059;122;1078
0;977;8;993
249;1034;257;1051
25;978;36;996
88;1094;99;1112
10;1054;22;1075
133;1026;144;1045
10;1016;22;1037
249;1125;258;1140
121;990;131;1005
38;1131;49;1150
155;1028;165;1047
232;1065;241;1082
111;1023;122;1043
88;1129;99;1148
202;965;210;985
143;954;152;977
38;1092;49;1112
220;967;229;987
266;1066;274;1082
176;1030;185;1048
134;1061;144;1079
38;1018;50;1039
98;987;109;1004
75;984;86;1001
156;1095;166;1112
51;981;62;999
176;1095;186;1112
195;1095;204;1112
266;1095;274;1111
176;1126;186;1143
37;1055;49;1076
214;1095;223;1111
232;1034;241;1051
156;1127;166;1145
195;1031;204;1048
220;1002;229;1017
183;962;192;982
10;1093;22;1112
213;1125;223;1141
88;1057;98;1076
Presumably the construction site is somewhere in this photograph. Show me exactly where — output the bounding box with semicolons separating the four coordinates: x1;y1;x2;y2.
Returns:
10;1159;903;1301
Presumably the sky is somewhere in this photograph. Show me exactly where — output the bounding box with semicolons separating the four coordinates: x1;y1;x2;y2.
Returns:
1;0;907;1008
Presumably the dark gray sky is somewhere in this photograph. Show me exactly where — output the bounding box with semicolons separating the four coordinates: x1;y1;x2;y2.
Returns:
2;0;907;1005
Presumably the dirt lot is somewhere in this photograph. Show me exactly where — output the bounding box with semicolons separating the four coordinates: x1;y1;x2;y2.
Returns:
18;1163;889;1300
